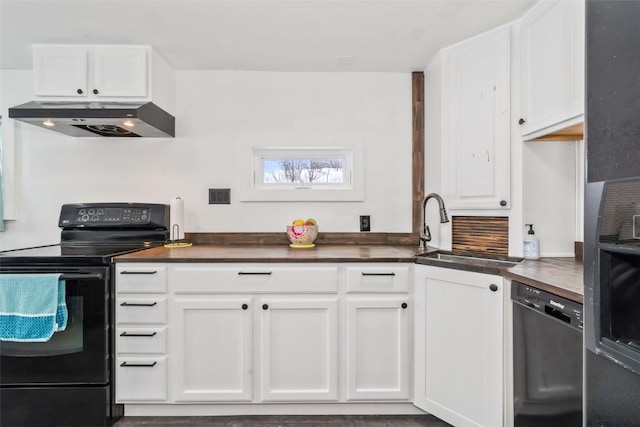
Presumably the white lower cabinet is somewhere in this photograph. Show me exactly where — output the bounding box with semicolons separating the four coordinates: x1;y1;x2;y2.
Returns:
345;297;410;400
259;298;339;401
414;264;504;427
171;298;253;402
115;263;169;403
116;261;415;409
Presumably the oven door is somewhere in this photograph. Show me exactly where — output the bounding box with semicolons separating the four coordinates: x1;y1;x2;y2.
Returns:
0;266;110;385
596;244;640;375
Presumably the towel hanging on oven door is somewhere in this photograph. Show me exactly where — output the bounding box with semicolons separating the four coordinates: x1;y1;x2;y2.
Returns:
0;274;67;342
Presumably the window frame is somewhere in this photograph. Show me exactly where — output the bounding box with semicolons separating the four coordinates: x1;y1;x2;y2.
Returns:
239;146;364;202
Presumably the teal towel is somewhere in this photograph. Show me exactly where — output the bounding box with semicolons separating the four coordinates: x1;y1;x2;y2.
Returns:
0;274;67;342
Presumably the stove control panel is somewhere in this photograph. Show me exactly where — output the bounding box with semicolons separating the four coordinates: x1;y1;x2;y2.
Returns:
74;207;149;223
59;203;169;229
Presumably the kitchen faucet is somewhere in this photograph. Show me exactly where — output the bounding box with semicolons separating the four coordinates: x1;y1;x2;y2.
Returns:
419;193;449;251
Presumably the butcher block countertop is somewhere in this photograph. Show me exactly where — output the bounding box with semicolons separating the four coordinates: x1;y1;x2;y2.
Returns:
115;244;583;303
115;244;423;263
503;257;584;304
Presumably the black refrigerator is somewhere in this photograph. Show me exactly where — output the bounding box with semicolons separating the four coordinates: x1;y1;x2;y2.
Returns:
585;1;640;425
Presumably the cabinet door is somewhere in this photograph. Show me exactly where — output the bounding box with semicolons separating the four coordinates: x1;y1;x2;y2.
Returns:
520;0;585;137
443;27;510;210
414;265;503;427
33;46;88;97
259;298;339;401
91;47;148;97
171;298;253;402
345;297;410;401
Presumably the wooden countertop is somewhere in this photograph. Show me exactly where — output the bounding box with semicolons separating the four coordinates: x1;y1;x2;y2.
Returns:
503;257;584;303
115;244;423;263
116;244;583;303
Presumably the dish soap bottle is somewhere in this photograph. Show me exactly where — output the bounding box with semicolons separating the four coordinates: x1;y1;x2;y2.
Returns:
523;224;540;260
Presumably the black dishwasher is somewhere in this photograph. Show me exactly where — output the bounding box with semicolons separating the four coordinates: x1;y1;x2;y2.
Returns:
512;281;583;427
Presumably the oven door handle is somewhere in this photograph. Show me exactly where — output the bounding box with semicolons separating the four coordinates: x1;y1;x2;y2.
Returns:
60;273;103;280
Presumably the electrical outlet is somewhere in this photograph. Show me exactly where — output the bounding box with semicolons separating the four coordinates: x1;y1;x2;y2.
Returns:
360;215;371;232
209;188;231;204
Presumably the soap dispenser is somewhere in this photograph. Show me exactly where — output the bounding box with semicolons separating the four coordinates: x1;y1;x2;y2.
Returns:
523;224;540;260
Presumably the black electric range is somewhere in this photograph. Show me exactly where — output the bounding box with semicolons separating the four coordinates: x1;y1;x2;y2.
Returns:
0;203;169;427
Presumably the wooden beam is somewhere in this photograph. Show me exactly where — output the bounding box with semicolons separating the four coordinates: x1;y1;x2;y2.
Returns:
412;72;425;236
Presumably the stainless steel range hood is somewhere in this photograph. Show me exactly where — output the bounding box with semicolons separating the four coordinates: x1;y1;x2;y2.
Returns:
8;101;175;137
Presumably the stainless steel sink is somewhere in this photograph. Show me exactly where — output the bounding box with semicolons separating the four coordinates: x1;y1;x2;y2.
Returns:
421;253;520;268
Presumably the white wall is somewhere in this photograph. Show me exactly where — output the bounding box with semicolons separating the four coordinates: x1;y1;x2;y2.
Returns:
0;70;412;250
523;141;578;257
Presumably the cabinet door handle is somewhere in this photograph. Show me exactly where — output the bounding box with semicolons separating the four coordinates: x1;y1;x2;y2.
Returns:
120;361;157;368
489;284;499;292
242;304;249;310
262;304;269;310
361;272;396;276
120;301;157;307
119;332;157;337
93;89;99;95
238;271;272;275
77;88;83;95
500;200;507;207
518;118;526;125
401;303;408;309
120;270;157;275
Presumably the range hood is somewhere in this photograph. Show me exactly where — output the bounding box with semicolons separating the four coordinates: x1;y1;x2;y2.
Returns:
8;101;175;137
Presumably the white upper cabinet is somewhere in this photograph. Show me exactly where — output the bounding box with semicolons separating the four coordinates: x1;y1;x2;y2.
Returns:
519;0;585;139
32;45;175;112
33;46;89;97
440;26;511;210
92;47;148;97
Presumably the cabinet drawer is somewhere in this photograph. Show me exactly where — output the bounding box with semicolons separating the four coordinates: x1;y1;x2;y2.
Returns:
346;265;411;293
171;265;339;294
116;327;167;354
116;296;167;324
116;265;167;293
116;356;167;402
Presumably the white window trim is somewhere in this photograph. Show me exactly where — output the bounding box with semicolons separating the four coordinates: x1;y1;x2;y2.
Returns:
238;146;364;202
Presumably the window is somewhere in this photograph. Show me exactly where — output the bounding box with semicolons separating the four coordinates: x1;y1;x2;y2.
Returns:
256;148;351;189
239;147;364;202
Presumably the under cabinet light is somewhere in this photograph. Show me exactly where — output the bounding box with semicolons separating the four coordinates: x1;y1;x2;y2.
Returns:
43;119;54;127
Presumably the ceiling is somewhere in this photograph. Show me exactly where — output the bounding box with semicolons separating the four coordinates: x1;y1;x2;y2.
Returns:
0;0;535;72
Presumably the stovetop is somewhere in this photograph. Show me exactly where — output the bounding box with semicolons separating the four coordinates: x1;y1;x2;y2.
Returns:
0;202;170;267
0;243;160;266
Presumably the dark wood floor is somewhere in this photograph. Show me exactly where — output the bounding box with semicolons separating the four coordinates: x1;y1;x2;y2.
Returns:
113;414;452;426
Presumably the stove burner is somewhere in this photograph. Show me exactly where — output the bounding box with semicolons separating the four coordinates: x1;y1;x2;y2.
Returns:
73;124;141;137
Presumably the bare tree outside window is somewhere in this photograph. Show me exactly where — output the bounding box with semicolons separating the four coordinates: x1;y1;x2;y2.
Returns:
264;158;344;184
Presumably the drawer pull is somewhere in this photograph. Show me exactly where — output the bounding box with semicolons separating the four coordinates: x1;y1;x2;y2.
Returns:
120;270;158;275
361;272;396;276
120;332;157;337
120;301;157;307
402;303;408;309
238;272;272;275
120;361;157;368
